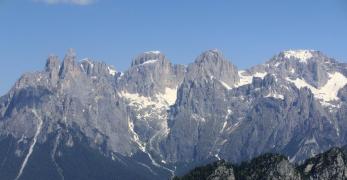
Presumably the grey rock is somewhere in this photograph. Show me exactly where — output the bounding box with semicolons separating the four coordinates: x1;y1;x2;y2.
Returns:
186;49;239;86
207;164;235;180
300;147;347;180
117;51;185;96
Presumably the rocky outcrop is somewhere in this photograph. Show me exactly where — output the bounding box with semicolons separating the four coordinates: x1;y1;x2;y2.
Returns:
299;147;347;179
177;146;347;180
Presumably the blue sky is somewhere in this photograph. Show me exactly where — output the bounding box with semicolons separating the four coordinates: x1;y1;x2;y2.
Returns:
1;0;347;95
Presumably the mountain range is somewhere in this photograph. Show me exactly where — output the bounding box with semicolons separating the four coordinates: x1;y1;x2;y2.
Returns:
0;49;347;179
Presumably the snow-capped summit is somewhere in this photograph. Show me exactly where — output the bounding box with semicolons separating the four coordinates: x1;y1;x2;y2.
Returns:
144;50;161;54
282;49;315;63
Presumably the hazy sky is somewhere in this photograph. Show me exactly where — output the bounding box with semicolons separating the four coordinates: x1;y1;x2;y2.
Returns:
1;0;347;95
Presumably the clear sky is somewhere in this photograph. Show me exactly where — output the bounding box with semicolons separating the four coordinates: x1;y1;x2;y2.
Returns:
1;0;347;95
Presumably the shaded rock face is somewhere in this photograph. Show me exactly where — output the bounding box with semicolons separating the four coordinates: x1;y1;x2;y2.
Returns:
207;165;235;180
175;154;301;180
0;132;171;180
1;49;347;179
173;161;235;180
236;154;301;180
299;148;347;180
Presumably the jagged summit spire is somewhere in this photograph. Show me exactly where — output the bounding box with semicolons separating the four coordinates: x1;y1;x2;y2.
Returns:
65;48;76;59
59;49;80;78
62;48;77;66
62;48;77;64
45;55;60;72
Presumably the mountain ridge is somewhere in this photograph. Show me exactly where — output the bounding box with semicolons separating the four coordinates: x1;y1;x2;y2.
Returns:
0;48;347;179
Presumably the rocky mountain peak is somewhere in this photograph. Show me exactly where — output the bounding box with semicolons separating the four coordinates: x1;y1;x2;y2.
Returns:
194;49;224;64
131;50;167;67
80;59;117;77
45;55;60;72
66;48;77;59
118;50;185;97
45;55;61;84
263;49;339;88
59;49;81;78
281;49;316;63
273;49;331;65
186;49;239;87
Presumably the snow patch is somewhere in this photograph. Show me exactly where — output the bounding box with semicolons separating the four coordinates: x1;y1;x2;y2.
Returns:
226;121;241;134
15;109;43;180
236;71;268;87
119;87;177;109
141;59;159;65
253;72;268;78
274;62;281;67
220;109;232;132
107;66;116;76
220;139;228;145
117;72;124;80
145;50;161;54
225;109;232;119
265;92;284;100
304;164;313;173
219;80;232;90
304;136;318;145
128;119;146;152
283;50;313;63
191;114;206;122
214;154;221;160
128;118;175;176
286;72;347;105
157;87;177;106
121;88;176;165
81;58;94;68
289;154;297;163
220;121;228;133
